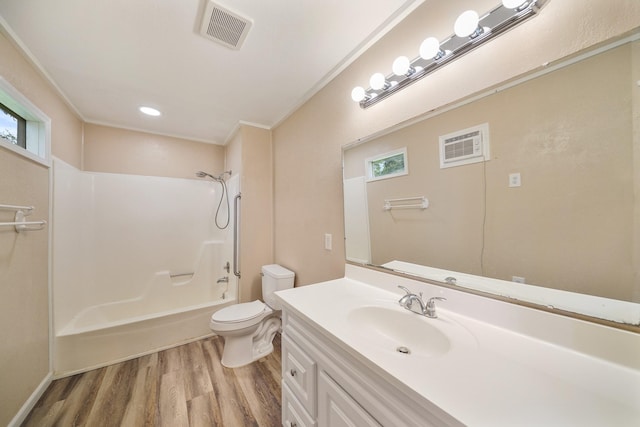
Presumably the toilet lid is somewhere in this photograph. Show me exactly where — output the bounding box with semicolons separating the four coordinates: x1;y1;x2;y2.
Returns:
211;300;267;323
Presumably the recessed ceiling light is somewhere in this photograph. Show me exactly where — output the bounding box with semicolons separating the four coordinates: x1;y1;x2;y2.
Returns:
139;106;161;116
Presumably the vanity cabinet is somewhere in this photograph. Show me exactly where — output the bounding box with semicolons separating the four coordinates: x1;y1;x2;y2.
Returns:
280;310;460;427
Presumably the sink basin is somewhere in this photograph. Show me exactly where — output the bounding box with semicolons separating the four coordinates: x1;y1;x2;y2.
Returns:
347;306;452;357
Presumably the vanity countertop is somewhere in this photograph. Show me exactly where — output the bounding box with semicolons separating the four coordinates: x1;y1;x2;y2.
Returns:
275;266;640;427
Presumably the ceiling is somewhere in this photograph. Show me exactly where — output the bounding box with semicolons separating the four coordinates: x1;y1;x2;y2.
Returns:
0;0;423;145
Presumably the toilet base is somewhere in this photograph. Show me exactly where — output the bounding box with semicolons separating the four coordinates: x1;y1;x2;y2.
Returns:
220;315;282;368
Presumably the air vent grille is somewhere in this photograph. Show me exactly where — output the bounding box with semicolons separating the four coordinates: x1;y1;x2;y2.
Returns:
439;123;490;169
200;2;252;50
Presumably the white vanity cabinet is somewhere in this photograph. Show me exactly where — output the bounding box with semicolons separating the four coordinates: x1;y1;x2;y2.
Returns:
280;310;460;427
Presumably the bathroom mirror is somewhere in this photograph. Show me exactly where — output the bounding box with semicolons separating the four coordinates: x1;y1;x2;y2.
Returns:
343;35;640;328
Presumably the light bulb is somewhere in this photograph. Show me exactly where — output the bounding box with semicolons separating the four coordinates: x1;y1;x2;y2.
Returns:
392;56;412;76
454;10;480;38
502;0;528;9
139;106;161;116
351;86;366;102
419;37;442;60
370;73;387;90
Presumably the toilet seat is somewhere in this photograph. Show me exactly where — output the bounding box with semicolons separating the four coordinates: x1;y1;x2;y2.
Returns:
212;300;267;323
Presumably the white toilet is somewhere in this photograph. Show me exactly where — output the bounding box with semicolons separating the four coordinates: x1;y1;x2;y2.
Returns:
209;264;295;368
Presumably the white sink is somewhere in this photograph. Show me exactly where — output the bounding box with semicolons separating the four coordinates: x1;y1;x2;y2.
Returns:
347;305;468;357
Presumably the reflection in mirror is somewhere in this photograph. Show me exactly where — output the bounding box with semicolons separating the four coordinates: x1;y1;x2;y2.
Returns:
343;36;640;327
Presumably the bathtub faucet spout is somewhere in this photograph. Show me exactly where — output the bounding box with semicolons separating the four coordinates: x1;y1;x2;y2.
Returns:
217;276;229;283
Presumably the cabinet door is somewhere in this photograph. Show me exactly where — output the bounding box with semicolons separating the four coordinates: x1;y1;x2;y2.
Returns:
283;382;317;427
317;371;381;427
283;334;317;416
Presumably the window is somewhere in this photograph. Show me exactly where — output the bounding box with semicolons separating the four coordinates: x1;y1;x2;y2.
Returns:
0;77;51;166
0;102;27;148
365;147;408;182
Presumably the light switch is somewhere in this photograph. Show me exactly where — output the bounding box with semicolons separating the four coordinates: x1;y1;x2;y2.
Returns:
509;173;521;187
324;233;332;250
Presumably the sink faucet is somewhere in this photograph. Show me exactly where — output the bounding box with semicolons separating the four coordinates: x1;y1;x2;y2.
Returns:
397;286;426;315
397;286;447;318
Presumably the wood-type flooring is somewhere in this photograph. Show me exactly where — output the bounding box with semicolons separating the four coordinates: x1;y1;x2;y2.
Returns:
22;334;282;427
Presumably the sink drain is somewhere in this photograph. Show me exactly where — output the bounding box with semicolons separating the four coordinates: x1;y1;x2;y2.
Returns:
396;346;411;355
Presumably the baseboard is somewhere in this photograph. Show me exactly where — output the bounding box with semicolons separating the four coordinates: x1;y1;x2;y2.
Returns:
8;371;53;427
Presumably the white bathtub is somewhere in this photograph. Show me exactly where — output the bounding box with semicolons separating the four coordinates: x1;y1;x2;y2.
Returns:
54;239;236;375
54;297;233;376
52;161;241;375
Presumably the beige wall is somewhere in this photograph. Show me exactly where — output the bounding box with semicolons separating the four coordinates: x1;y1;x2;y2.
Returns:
227;125;274;302
0;33;83;168
0;30;82;425
344;44;635;301
83;123;225;179
273;0;640;286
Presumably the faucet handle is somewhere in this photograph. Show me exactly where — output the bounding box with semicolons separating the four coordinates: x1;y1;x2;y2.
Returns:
426;297;447;318
427;296;447;305
397;285;412;295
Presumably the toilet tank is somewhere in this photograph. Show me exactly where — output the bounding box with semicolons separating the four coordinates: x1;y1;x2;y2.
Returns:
262;264;295;310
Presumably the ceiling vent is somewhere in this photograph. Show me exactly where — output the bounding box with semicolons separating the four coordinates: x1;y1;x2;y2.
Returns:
199;1;252;50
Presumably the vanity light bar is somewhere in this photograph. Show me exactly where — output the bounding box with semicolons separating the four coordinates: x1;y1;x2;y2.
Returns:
352;0;549;109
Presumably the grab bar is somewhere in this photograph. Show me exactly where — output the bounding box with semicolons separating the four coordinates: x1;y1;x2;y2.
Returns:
233;193;241;278
169;272;194;278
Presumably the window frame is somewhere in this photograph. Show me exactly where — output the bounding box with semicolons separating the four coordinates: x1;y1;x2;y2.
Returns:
365;147;409;182
0;77;51;167
0;101;27;148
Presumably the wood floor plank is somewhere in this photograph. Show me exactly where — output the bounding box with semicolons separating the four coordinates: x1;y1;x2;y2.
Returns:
181;341;213;401
22;400;64;427
158;369;189;427
21;334;282;427
187;392;223;427
120;354;160;427
84;359;138;427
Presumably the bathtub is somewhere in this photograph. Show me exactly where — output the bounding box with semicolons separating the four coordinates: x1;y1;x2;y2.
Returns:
52;161;241;376
54;240;236;375
54;297;234;376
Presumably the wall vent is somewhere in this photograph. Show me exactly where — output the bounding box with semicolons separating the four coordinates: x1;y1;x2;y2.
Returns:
199;2;252;50
439;123;490;169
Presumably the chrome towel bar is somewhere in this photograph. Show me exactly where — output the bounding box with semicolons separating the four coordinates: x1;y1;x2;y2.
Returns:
383;196;429;211
0;206;46;232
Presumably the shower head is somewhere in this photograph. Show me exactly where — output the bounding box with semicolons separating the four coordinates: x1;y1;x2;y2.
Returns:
195;170;232;181
196;171;215;179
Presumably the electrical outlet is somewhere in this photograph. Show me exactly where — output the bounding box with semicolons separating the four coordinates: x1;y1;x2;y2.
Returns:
324;233;332;250
509;173;521;187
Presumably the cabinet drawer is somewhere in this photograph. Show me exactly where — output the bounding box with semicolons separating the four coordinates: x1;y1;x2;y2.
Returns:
282;333;317;416
283;382;317;427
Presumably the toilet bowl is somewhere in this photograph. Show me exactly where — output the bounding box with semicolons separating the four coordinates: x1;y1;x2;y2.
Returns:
209;264;294;368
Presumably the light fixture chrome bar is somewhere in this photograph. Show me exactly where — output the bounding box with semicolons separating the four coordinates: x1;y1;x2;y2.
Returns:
357;0;549;109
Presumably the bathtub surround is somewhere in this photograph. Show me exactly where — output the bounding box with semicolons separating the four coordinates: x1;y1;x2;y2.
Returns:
52;159;238;374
